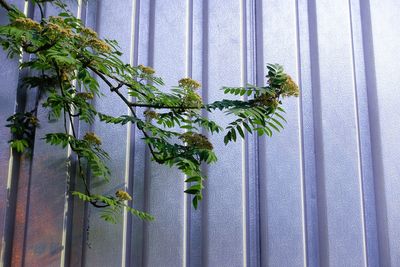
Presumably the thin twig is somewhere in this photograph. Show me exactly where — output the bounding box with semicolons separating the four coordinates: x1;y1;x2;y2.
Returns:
37;2;44;20
54;62;103;206
0;0;12;12
88;66;202;110
87;64;199;164
112;88;166;164
128;102;202;110
86;65;166;163
23;41;58;54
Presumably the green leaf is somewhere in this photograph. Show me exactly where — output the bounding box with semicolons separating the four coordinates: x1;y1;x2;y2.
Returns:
10;139;29;152
231;128;237;142
243;121;252;133
192;195;199;209
224;131;231;145
264;126;273;136
274;112;286;122
236;125;245;138
184;184;203;194
268;121;280;132
185;176;202;183
271;117;284;129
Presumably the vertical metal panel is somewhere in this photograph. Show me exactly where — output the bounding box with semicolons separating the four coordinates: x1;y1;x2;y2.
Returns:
366;0;400;266
259;1;306;266
128;0;150;266
202;1;246;266
297;0;320;266
67;2;96;266
310;0;367;265
12;3;80;267
245;1;261;266
82;0;133;266
0;1;26;265
0;9;18;260
1;0;400;266
349;1;380;266
188;1;204;266
142;1;187;266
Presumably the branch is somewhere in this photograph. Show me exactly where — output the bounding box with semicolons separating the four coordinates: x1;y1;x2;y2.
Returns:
37;2;44;19
87;65;201;164
128;102;202;110
87;65;148;98
23;41;58;53
90;200;109;208
88;66;202;110
53;61;108;208
86;65;164;162
0;0;12;12
111;87;167;164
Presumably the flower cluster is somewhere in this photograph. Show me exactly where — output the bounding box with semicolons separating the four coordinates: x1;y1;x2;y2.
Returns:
44;22;73;38
44;16;74;38
88;38;111;53
81;27;98;39
144;110;159;120
115;190;132;201
76;92;94;100
48;16;65;24
58;69;70;82
254;94;279;109
280;75;299;97
178;78;201;89
11;18;41;31
29;115;39;126
83;132;102;145
180;132;213;150
78;25;111;53
182;90;203;108
138;64;155;75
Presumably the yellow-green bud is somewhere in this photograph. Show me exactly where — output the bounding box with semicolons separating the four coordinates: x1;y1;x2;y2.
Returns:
178;78;201;89
76;92;94;100
254;94;279;108
81;27;98;38
138;64;155;75
143;110;159;120
29;115;39;126
84;132;102;145
88;38;111;53
281;75;299;97
182;91;203;108
180;132;213;150
116;190;132;201
12;18;41;31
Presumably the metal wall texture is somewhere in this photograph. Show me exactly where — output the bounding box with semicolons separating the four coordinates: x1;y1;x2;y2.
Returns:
1;0;400;266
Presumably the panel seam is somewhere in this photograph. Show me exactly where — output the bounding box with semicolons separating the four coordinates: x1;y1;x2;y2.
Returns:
347;0;368;266
294;0;308;266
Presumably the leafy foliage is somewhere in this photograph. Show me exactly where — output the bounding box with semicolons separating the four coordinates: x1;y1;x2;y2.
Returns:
6;112;39;152
72;191;154;223
0;0;299;223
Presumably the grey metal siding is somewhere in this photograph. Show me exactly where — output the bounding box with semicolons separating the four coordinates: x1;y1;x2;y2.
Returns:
1;0;399;266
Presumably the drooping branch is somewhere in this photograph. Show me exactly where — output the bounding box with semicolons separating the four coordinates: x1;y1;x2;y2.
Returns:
0;0;299;221
86;65;178;163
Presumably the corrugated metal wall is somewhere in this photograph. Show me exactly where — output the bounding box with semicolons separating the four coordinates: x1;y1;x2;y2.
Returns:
1;0;399;266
